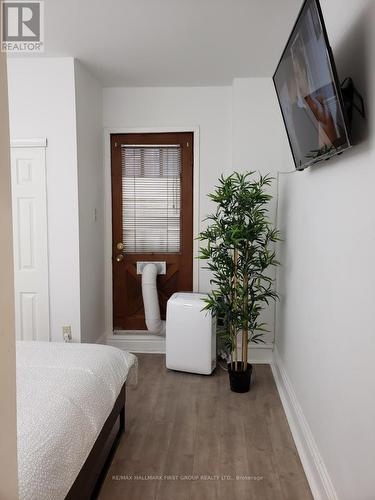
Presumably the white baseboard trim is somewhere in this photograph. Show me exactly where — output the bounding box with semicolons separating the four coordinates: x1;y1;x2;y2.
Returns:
107;332;166;353
95;332;108;345
107;331;273;362
248;345;273;363
271;348;338;500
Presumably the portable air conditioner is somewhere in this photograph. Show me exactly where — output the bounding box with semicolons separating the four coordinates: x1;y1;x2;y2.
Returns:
166;292;216;375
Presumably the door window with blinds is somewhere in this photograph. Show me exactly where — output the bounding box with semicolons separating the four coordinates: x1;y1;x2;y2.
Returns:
122;145;182;253
111;132;193;330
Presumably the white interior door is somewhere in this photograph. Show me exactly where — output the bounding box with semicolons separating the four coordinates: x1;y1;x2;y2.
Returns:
11;143;50;341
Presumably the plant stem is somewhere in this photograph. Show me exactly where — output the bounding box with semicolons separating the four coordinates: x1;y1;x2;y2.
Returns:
242;273;249;371
233;248;238;371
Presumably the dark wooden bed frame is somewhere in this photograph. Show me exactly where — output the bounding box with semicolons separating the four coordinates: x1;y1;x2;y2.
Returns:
65;383;126;499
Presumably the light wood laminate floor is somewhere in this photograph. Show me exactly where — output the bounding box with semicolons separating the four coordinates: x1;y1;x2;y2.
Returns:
98;354;312;500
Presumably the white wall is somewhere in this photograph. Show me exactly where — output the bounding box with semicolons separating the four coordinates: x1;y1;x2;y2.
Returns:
74;61;105;343
275;0;375;498
103;85;232;292
0;53;19;500
232;77;290;347
7;58;81;342
104;84;283;351
232;77;288;171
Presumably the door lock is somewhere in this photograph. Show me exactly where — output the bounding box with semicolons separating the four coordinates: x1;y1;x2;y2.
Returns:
116;242;124;250
116;254;124;263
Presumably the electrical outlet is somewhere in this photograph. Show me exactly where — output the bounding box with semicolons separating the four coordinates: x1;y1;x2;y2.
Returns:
62;325;72;342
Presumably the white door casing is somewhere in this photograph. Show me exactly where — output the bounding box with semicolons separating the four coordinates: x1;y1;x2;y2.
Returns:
10;142;50;341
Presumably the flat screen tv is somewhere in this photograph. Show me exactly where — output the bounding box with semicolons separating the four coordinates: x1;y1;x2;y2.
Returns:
273;0;351;170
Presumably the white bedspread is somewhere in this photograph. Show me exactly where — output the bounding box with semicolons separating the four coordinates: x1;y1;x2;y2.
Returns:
16;341;137;500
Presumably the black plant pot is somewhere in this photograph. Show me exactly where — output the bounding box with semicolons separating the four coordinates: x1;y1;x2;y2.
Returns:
227;362;253;393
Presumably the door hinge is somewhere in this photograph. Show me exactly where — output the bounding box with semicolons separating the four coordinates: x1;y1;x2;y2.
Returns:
187;142;189;147
114;142;118;147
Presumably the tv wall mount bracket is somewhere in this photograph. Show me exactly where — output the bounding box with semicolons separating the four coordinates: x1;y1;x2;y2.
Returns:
340;77;365;129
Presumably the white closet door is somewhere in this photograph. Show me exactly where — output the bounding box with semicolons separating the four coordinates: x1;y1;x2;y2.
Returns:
11;145;50;341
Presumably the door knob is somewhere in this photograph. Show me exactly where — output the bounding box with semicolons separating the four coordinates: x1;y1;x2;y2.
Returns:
116;242;124;250
116;254;124;262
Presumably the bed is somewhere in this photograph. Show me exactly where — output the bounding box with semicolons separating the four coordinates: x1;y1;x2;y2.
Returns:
16;341;137;500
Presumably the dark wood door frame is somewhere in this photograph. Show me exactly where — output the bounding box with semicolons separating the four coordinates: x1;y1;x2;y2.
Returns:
111;132;194;331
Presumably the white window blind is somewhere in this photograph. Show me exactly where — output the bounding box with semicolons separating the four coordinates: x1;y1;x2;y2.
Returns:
122;145;182;253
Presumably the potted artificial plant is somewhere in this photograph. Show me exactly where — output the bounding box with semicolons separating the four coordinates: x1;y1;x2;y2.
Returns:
199;172;280;393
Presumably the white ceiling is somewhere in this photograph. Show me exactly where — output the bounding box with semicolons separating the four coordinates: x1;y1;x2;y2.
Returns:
38;0;303;86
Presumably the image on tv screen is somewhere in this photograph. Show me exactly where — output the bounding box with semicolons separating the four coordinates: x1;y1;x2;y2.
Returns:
273;0;350;169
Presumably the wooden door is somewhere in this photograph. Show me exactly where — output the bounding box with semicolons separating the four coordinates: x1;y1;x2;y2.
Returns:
111;132;193;330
